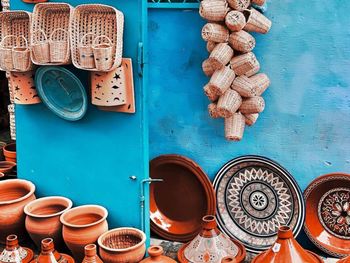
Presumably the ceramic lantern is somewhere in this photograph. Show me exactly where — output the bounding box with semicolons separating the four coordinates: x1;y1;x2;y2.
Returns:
9;71;41;105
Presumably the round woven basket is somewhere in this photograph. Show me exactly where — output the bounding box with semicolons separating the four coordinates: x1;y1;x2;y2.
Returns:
231;75;257;97
239;96;265;114
244;113;259;126
49;28;69;63
203;84;219;102
206;41;217;53
230;52;260;77
208;43;234;71
12;36;30;71
225;10;246;32
243;8;272;34
229;30;255;53
93;35;114;71
32;29;50;63
201;23;229;43
227;0;250;11
250;73;270;95
225;112;245;141
208;103;220;119
202;59;216;77
217;89;242;117
209;66;236;96
199;0;228;22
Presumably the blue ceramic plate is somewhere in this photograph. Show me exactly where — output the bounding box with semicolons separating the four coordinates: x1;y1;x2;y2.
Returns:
35;66;87;121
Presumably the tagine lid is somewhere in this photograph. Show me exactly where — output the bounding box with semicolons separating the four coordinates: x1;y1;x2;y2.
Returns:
30;238;74;263
0;235;34;263
304;173;350;258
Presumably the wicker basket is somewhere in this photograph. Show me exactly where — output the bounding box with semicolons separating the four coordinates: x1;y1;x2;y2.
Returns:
225;11;246;32
199;0;228;22
244;113;259;126
203;84;219;102
202;58;216;77
6;72;14;103
230;52;260;77
208;103;220;119
71;4;124;71
0;35;15;71
229;30;255;53
201;23;229;43
217;89;242;117
243;8;272;34
206;41;217;53
208;43;234;71
227;0;250;11
239;96;265;114
231;75;257;97
225;112;245;141
31;3;73;65
12;36;30;71
92;35;113;71
78;33;96;69
250;73;270;95
209;66;235;95
8;104;16;141
251;0;266;7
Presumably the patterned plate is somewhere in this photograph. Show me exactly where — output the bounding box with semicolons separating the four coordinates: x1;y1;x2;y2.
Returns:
213;155;305;253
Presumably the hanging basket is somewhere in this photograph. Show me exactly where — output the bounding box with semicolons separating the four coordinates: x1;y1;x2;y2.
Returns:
229;30;256;53
239;96;265;114
217;89;242;118
225;11;246;32
78;33;96;69
208;43;234;71
0;35;15;71
92;35;113;72
243;8;272;34
231;75;257;97
230;52;260;77
225;112;245;141
208;103;220;119
12;36;31;72
250;73;270;95
227;0;250;11
31;29;50;64
203;84;219;102
49;28;70;63
209;66;236;95
199;0;228;22
201;23;229;43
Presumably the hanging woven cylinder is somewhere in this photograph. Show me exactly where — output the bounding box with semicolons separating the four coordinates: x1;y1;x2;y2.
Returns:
204;84;219;102
243;8;272;34
202;58;216;77
244;113;259;126
209;66;236;95
199;0;229;22
228;30;255;53
208;103;220;119
202;23;229;43
225;112;245;141
217;89;242;117
231;75;257;97
225;10;246;32
207;41;217;53
227;0;250;11
208;43;234;71
250;73;270;95
251;0;266;6
239;96;265;114
230;52;260;77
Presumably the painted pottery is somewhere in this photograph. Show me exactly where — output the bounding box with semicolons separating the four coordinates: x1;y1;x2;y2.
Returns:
304;173;350;258
0;161;16;174
3;143;16;162
0;179;36;243
0;234;34;263
177;215;246;263
60;205;108;262
140;246;176;263
251;226;323;263
9;71;41;105
150;155;216;242
98;228;146;263
24;196;73;248
213;155;305;253
82;244;103;263
31;238;74;263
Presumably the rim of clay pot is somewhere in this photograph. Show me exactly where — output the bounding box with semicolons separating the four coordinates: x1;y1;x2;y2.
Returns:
0;179;35;205
60;205;108;228
0;173;4;179
0;161;16;169
3;143;16;153
98;227;146;253
24;196;73;218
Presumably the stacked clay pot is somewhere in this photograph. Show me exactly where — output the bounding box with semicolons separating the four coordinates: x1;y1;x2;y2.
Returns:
200;0;272;141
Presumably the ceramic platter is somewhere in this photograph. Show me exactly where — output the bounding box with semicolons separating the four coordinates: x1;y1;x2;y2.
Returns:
304;173;350;258
213;155;305;253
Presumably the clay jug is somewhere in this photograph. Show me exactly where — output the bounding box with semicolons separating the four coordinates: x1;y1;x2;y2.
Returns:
82;244;103;263
0;234;34;263
140;246;176;263
31;238;74;263
252;226;324;263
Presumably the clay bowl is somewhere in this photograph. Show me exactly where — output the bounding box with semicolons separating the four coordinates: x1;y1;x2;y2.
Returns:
0;179;36;243
0;161;16;174
3;143;16;162
98;228;146;263
24;196;73;249
60;205;108;261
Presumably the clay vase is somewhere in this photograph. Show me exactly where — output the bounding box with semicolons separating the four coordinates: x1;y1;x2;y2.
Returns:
140;246;176;263
3;143;16;162
0;234;34;263
98;227;146;263
177;215;246;263
24;196;73;249
252;226;324;263
0;161;16;174
60;205;108;262
82;244;103;263
31;238;74;263
0;179;36;243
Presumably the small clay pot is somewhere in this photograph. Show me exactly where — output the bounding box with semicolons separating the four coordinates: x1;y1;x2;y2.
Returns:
0;179;36;243
82;244;103;263
3;143;16;162
60;205;108;262
24;196;73;249
0;234;34;263
0;161;16;174
140;246;176;263
98;228;146;263
31;238;74;263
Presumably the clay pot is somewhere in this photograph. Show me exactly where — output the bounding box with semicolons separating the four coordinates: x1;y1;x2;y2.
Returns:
98;228;146;263
3;143;16;162
82;244;103;263
0;234;34;263
0;141;6;160
140;246;176;263
0;179;36;243
31;238;74;263
60;205;108;262
252;226;324;263
24;196;73;248
338;256;350;263
0;161;16;174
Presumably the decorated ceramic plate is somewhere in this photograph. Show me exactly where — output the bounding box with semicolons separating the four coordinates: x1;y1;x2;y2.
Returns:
150;155;216;242
304;173;350;258
213;155;305;253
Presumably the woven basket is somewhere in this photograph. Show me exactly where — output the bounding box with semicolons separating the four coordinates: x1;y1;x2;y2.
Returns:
250;73;270;95
0;35;15;71
217;89;242;117
208;43;234;71
239;96;265;114
12;36;30;71
49;28;70;63
231;75;257;97
202;58;216;77
227;0;250;11
71;4;124;71
201;23;229;43
230;52;260;77
6;72;14;103
92;35;113;71
209;66;235;95
31;29;50;63
8;104;16;141
243;8;271;34
78;33;96;69
206;41;217;53
229;30;255;53
199;0;228;22
244;113;259;126
251;0;265;6
204;84;219;102
225;11;246;32
225;112;245;141
208;103;220;119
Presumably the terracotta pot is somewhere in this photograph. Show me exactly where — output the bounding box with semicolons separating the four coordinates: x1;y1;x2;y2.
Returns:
0;161;16;174
31;238;74;263
98;227;146;263
0;234;34;263
24;196;73;248
3;143;16;162
140;246;176;263
338;256;350;263
0;141;6;161
60;205;108;262
0;179;36;243
82;244;103;263
252;226;324;263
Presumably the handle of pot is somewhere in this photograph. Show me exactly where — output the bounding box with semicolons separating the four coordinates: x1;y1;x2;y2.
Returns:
92;35;112;48
0;35;16;48
32;29;48;43
14;35;28;49
80;32;96;47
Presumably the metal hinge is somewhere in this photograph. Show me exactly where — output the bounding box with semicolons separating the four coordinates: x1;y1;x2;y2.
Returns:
137;42;144;77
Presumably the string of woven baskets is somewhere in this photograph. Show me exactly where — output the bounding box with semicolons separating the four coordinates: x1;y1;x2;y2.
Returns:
200;0;272;142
